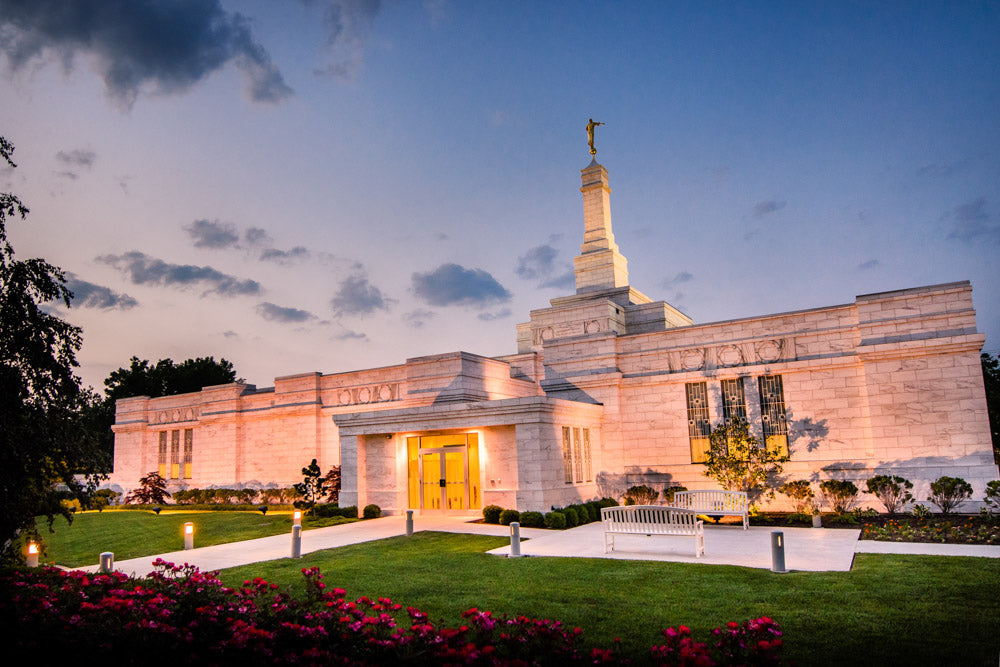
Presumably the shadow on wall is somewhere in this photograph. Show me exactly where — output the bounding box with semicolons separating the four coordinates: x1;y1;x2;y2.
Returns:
596;470;679;503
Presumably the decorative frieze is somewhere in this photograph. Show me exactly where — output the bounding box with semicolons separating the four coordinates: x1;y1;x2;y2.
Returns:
669;337;795;372
336;383;401;406
150;407;200;425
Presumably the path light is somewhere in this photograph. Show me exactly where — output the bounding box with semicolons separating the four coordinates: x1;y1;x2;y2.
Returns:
99;552;114;573
509;522;522;558
405;510;414;537
184;522;194;550
771;531;787;573
291;525;302;558
293;510;302;527
26;542;39;567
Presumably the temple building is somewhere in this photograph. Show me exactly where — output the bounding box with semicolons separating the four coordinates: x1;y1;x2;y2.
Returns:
110;157;998;513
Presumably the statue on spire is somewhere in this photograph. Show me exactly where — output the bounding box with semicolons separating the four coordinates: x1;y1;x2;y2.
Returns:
586;118;605;156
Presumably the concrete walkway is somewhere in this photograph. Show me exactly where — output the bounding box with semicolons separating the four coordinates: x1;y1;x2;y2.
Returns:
80;515;1000;576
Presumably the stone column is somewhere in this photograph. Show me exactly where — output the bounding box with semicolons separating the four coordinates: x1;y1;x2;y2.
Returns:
573;161;629;293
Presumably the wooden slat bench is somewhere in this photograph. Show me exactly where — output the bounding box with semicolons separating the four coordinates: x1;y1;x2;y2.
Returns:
668;490;749;529
601;505;705;557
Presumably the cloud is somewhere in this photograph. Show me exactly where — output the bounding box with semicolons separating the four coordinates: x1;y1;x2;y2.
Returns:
753;200;786;217
0;0;291;107
412;263;511;308
245;227;271;246
402;308;435;328
946;197;999;244
56;149;95;167
661;271;694;290
858;259;879;270
256;302;316;323
185;219;240;249
334;328;368;341
330;273;392;317
539;270;575;290
306;0;383;81
515;244;558;280
477;308;511;321
917;160;968;178
97;251;261;297
64;273;138;310
260;246;310;264
222;330;239;339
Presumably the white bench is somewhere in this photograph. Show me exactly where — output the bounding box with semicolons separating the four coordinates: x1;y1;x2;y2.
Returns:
668;490;749;529
601;505;705;557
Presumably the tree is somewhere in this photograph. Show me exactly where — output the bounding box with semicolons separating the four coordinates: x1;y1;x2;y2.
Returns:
983;352;1000;463
322;464;342;504
0;135;105;563
293;459;327;516
123;472;171;505
703;417;788;507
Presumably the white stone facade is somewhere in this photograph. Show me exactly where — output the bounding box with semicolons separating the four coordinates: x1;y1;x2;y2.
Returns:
111;160;998;514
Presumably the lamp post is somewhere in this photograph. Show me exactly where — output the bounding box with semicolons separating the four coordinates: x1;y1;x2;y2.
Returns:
184;522;194;550
26;542;39;568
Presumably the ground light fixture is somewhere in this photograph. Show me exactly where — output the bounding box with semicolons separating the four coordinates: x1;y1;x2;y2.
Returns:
293;510;302;526
184;522;194;550
26;542;39;567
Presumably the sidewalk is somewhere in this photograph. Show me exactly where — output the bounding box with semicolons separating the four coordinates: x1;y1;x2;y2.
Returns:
80;515;1000;577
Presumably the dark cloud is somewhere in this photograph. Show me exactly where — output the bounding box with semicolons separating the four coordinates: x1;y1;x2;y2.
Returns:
97;251;261;297
947;197;999;244
245;227;270;246
515;244;558;280
412;263;511;308
56;149;95;167
661;271;694;289
0;0;291;107
306;0;382;80
539;270;575;290
917;160;968;178
753;200;786;217
477;308;511;321
260;246;310;264
402;309;435;328
334;328;368;341
185;219;240;249
330;273;392;317
65;273;138;310
256;302;316;323
858;259;879;270
222;330;239;339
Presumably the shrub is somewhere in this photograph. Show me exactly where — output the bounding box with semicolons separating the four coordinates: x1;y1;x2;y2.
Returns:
779;480;816;514
482;505;503;524
499;509;520;526
624;484;659;506
519;511;544;527
560;506;580;528
911;503;931;519
661;485;687;505
544;511;566;529
586;501;602;521
92;489;120;512
566;504;589;524
313;503;342;518
820;480;859;514
865;475;914;515
236;489;258;505
597;497;619;509
59;498;81;514
985;480;1000;516
928;476;973;515
334;506;358;518
362;504;381;519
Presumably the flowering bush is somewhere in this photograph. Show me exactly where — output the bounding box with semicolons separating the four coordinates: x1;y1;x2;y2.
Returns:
861;517;1000;545
1;560;785;665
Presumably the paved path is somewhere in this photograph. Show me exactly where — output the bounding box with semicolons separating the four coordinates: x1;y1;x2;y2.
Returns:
80;515;1000;577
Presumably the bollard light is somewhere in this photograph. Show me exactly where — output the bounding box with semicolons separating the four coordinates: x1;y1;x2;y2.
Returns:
26;542;39;568
184;522;194;550
405;510;414;537
291;524;302;558
99;552;114;573
509;521;522;558
293;510;302;527
770;531;788;573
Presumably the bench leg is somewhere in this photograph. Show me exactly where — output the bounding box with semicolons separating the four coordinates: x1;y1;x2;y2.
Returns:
605;533;614;553
695;532;705;558
743;514;749;530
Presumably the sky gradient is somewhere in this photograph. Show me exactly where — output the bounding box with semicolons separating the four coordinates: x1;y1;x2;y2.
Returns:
2;0;998;392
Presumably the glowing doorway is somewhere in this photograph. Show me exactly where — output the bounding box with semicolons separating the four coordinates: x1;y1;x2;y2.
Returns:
406;433;481;512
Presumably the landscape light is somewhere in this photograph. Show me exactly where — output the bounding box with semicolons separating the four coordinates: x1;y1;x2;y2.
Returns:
184;522;194;550
27;542;39;567
293;510;302;526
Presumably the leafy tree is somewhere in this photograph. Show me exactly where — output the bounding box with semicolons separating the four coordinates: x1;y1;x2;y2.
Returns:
293;459;328;516
983;352;1000;463
704;417;788;507
123;472;171;505
0;135;105;563
865;475;913;515
322;464;342;504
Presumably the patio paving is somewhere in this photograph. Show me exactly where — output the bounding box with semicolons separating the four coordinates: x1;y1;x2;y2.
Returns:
79;514;1000;577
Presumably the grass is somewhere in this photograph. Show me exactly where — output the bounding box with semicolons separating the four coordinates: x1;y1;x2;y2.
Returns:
219;532;1000;666
33;510;356;568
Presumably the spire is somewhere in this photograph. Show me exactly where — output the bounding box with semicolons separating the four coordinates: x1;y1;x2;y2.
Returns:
573;161;629;293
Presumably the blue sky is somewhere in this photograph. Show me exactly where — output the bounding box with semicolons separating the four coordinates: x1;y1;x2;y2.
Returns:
2;0;998;391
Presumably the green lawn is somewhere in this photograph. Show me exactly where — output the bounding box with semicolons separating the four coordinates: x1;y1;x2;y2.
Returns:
34;510;355;567
219;532;1000;666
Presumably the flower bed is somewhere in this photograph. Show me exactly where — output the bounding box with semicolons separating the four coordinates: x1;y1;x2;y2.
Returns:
1;560;785;665
860;516;1000;545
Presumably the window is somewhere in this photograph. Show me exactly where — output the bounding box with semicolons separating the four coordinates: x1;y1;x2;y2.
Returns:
561;427;593;484
170;430;181;478
158;432;168;478
720;378;747;424
685;382;711;463
758;375;789;457
183;429;193;479
159;429;194;479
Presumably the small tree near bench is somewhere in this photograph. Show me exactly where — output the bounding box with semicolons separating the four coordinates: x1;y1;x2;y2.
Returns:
704;417;787;507
865;475;913;515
